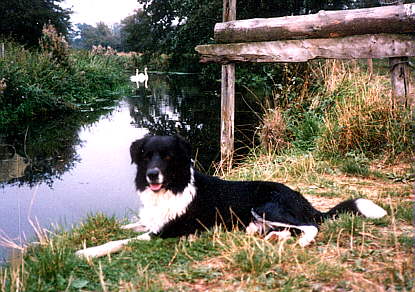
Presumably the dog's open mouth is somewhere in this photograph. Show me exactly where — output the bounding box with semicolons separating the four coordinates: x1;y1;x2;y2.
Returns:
149;183;163;192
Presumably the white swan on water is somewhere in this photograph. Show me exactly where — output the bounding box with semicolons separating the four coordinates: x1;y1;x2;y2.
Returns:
130;67;148;88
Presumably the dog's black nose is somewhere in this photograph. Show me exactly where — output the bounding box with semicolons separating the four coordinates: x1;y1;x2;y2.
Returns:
146;168;160;181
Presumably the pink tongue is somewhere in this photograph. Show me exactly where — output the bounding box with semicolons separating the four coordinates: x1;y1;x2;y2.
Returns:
150;184;162;191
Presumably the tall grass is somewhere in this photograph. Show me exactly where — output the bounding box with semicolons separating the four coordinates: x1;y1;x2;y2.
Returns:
257;60;413;160
317;60;412;158
0;36;129;129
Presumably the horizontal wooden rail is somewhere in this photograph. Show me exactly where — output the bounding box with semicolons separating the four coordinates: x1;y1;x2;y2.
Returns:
214;3;415;43
196;34;415;64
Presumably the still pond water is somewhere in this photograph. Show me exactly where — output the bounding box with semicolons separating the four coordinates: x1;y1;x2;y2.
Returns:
0;73;258;262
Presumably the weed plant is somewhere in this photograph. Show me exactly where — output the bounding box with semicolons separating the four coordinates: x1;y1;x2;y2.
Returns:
257;60;413;162
0;37;129;129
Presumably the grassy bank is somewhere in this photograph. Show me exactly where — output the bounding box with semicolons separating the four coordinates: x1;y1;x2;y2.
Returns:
0;158;412;291
0;33;130;129
0;60;413;291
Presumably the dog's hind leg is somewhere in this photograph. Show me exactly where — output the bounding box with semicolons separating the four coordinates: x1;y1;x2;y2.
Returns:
262;221;317;247
251;209;319;246
263;221;317;246
295;225;318;247
264;229;292;242
121;221;149;232
75;232;152;259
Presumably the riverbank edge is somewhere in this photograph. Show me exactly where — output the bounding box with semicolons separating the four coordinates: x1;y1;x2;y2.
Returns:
0;152;412;291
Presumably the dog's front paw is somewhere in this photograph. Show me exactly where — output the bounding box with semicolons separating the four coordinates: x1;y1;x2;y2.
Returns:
75;239;131;259
136;232;151;240
75;246;106;259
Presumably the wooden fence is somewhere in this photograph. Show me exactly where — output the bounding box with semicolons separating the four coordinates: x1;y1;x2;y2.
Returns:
195;2;415;170
0;43;4;58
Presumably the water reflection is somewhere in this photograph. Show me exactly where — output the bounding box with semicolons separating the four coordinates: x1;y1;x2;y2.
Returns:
129;73;221;170
0;145;29;182
0;105;121;189
0;73;221;261
0;74;221;190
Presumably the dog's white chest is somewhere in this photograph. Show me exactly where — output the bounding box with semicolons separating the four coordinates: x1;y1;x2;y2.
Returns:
138;185;196;233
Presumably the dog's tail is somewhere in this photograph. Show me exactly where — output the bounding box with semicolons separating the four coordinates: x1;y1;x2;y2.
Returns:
322;198;387;221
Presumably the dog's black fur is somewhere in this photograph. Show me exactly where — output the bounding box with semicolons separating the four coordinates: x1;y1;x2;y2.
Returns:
129;135;386;241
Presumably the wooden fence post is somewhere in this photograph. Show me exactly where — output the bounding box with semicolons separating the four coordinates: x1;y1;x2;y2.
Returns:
220;0;236;172
389;57;414;108
195;2;415;171
221;64;235;171
0;43;4;58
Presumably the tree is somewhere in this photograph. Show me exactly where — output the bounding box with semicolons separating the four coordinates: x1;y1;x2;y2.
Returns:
122;0;389;55
0;0;71;47
70;22;122;50
120;0;222;54
121;11;155;52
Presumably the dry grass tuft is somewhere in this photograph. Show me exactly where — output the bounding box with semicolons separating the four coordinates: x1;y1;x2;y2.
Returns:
257;59;412;160
317;60;412;157
259;107;290;153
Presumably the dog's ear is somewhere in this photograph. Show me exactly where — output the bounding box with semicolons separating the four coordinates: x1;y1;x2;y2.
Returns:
174;134;191;159
130;136;148;164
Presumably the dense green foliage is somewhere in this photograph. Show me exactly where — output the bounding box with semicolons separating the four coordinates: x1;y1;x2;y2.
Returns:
70;23;123;51
0;0;71;47
119;0;387;55
0;40;128;129
67;0;390;53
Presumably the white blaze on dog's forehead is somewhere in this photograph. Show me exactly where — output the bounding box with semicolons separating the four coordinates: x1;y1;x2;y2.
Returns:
355;199;387;219
139;167;196;233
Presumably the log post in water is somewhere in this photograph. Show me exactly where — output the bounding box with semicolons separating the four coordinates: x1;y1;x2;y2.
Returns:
220;0;236;171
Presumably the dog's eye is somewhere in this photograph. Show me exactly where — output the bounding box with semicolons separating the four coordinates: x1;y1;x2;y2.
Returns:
143;152;152;161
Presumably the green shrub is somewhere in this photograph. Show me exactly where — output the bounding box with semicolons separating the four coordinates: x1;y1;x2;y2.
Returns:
287;111;322;152
0;39;128;128
340;152;370;176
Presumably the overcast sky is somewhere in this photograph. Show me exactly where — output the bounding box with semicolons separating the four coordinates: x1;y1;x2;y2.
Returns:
61;0;141;26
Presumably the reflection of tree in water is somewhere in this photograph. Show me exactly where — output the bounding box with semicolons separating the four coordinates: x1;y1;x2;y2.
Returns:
0;108;114;187
0;74;259;186
127;74;221;172
0;145;29;183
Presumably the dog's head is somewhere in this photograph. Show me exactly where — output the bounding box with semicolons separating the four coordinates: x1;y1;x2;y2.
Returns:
130;135;192;194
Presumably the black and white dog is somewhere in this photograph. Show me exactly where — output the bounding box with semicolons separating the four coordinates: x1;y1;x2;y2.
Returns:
76;135;387;258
